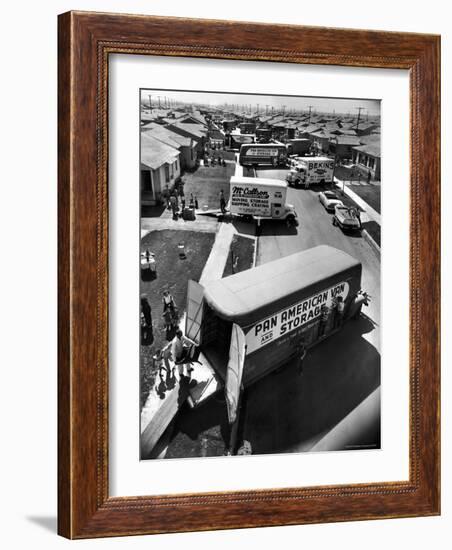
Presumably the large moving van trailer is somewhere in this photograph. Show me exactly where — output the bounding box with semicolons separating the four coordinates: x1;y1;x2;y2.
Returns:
185;246;368;412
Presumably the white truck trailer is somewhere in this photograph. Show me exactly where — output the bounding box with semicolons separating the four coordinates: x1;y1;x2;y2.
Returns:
229;176;298;229
286;156;335;188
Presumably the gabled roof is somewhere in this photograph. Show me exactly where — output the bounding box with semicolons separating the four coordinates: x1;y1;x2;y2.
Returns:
352;141;381;158
178;112;208;126
166;122;207;139
143;124;195;148
358;133;381;145
333;135;362;146
141;133;179;170
309;129;334;139
356;123;379;132
302;124;321;133
338;129;358;136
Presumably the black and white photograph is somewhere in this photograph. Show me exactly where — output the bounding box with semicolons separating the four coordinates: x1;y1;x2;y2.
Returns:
139;89;381;460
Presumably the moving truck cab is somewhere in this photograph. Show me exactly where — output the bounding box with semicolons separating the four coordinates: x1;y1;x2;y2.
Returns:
229;176;297;226
185;246;368;409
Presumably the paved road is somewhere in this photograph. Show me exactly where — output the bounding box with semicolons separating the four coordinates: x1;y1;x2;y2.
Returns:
255;168;380;330
241;168;381;454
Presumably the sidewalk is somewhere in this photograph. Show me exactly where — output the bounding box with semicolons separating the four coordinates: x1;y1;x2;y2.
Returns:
200;222;236;283
141;214;218;239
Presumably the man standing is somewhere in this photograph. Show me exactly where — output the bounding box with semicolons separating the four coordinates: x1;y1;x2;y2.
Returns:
163;184;170;209
162;290;175;313
169;192;177;219
171;329;194;377
219;189;226;214
356;208;362;229
334;296;345;328
296;340;307;376
140;295;153;345
317;303;330;339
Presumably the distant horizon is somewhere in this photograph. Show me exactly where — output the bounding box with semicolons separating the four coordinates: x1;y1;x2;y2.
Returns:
140;88;381;118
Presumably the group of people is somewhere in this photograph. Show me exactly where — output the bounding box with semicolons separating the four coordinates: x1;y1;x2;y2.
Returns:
204;144;227;167
153;329;196;384
204;155;227;167
163;183;199;220
151;290;197;386
317;296;346;339
297;296;347;376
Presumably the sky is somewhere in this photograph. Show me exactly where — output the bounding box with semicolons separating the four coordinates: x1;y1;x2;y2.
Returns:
140;88;380;117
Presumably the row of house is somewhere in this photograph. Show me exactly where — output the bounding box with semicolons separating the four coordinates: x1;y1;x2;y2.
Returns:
140;109;209;205
209;108;381;179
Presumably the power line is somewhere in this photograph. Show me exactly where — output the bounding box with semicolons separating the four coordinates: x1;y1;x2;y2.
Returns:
355;107;365;131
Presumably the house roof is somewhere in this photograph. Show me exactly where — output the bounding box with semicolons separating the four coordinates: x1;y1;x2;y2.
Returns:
141;133;179;170
302;125;321;133
310;129;334;139
338;129;358;136
356;123;378;132
167;122;207;139
352;141;381;158
143;124;195;148
178;112;208;126
334;135;362;146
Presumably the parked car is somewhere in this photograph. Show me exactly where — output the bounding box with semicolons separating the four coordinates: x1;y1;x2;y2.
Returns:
332;205;361;232
319;190;344;212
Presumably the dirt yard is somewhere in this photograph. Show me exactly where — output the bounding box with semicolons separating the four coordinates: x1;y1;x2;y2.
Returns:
140;229;215;408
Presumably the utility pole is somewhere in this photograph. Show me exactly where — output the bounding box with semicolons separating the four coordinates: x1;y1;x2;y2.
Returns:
307;105;314;125
355;106;365;131
148;95;153;112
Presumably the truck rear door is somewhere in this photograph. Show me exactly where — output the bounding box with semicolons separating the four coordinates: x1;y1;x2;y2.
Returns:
185;280;204;345
185;280;224;408
225;323;246;424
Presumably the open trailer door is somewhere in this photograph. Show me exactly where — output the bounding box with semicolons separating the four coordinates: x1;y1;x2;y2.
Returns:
225;323;246;424
185;280;204;345
185;280;222;409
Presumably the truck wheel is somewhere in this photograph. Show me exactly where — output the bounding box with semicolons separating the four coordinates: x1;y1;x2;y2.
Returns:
286;215;295;227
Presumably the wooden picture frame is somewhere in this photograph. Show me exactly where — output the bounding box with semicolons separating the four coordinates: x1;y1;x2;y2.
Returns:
58;11;440;539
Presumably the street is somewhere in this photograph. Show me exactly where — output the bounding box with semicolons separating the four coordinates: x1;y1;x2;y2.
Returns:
243;167;380;453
